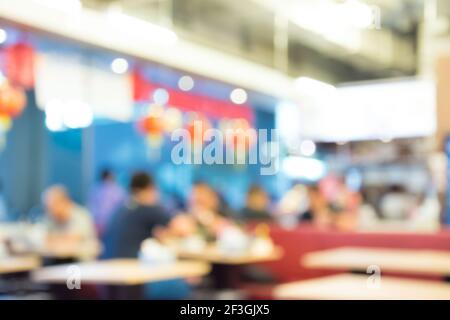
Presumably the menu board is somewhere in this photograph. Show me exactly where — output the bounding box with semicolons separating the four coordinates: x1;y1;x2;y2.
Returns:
279;78;436;142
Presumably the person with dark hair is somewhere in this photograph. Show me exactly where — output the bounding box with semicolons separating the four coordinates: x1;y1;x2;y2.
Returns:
103;171;171;258
103;171;192;299
241;185;272;221
88;168;125;236
100;169;113;181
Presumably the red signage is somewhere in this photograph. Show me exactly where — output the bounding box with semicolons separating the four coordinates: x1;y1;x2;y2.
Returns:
132;71;254;123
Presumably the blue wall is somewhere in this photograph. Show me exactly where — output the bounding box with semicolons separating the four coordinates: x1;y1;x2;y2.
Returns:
89;107;277;210
0;102;279;217
0;31;283;217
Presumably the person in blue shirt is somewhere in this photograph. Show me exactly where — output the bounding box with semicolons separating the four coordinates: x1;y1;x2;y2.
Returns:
104;171;191;299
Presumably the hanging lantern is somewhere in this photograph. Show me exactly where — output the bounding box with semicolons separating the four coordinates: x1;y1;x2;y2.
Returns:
233;118;256;147
162;107;183;133
0;82;27;117
137;104;165;148
185;113;212;146
4;42;35;89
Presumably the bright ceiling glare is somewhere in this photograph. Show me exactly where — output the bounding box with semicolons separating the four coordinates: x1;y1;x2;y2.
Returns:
0;28;7;44
34;0;83;13
107;10;178;46
295;77;336;95
111;58;129;74
343;0;376;29
230;88;248;105
178;76;194;91
299;139;316;157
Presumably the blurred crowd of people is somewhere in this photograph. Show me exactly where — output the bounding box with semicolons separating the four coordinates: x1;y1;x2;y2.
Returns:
29;168;440;264
0;167;439;299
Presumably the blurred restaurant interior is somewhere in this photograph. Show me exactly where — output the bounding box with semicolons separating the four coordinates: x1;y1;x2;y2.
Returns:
1;0;450;300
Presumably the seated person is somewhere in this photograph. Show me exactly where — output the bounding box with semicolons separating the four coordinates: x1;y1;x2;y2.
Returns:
379;184;417;220
276;183;310;226
104;171;172;258
42;185;97;260
88;169;125;237
240;185;272;221
0;180;7;221
181;181;236;242
307;184;330;225
103;171;191;299
319;178;361;231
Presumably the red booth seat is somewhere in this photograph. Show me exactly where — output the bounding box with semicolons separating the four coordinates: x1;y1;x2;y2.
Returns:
258;224;450;283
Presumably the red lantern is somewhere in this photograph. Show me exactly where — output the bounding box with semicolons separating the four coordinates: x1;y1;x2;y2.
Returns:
186;114;211;145
137;106;165;148
0;82;26;117
4;42;35;89
229;118;256;152
138;115;163;135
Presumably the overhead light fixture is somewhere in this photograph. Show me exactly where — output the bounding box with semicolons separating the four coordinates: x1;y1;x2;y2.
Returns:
111;58;129;74
230;88;248;104
285;0;374;50
107;10;178;46
342;0;377;29
295;77;336;94
34;0;82;13
0;28;7;44
289;0;376;32
178;76;194;91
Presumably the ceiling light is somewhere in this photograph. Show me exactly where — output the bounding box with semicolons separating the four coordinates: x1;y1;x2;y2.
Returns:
153;88;170;105
299;139;316;156
230;88;248;104
178;76;194;91
111;58;129;74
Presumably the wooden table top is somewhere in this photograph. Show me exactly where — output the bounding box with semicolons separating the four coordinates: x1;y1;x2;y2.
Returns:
174;245;283;265
302;247;450;276
274;274;450;300
31;259;211;285
0;256;41;274
39;241;102;260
